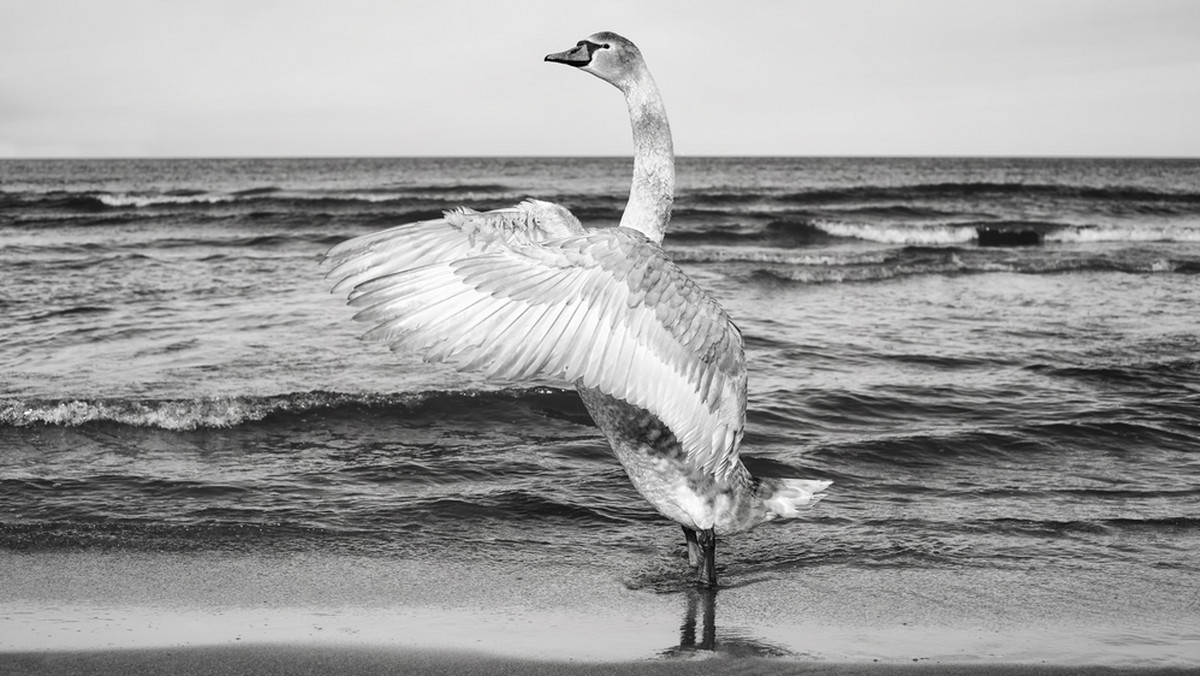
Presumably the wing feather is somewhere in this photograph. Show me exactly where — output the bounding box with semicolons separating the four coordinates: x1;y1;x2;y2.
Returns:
497;302;562;380
328;221;476;296
547;285;593;377
460;302;527;371
605;307;641;399
542;288;593;377
584;281;623;382
425;296;515;362
483;303;549;379
324;200;748;480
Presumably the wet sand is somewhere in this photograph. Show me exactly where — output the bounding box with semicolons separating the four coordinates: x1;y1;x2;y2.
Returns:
2;550;1197;673
8;645;1200;676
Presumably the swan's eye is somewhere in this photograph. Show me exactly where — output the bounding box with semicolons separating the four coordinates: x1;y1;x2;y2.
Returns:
602;44;611;49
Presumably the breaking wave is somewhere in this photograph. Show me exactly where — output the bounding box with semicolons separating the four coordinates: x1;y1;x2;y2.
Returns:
0;388;585;431
808;219;1200;245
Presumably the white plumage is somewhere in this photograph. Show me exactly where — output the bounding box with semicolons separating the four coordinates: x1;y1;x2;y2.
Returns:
326;199;746;482
325;32;828;587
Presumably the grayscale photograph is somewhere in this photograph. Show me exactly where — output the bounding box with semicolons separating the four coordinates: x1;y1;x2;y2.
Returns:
2;1;1198;674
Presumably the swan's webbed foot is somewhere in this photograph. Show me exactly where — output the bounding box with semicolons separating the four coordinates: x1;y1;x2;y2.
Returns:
682;526;701;568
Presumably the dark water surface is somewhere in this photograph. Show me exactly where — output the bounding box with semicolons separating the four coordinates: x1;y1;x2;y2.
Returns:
2;157;1198;606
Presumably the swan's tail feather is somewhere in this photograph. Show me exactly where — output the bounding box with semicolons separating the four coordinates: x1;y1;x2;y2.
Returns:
764;478;831;520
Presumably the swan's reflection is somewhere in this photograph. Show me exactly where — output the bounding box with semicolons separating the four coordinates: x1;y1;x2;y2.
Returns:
677;587;717;650
660;588;793;658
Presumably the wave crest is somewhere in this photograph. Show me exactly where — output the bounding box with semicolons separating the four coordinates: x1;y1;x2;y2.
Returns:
0;388;582;431
667;246;892;266
812;220;978;245
1047;224;1200;244
776;182;1200;206
809;219;1200;245
751;248;1199;284
97;193;236;208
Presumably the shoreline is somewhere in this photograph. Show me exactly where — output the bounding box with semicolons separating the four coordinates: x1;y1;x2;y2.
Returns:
6;645;1200;676
2;550;1197;669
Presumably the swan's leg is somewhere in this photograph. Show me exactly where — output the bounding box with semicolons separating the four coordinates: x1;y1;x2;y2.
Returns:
682;526;700;568
696;528;717;588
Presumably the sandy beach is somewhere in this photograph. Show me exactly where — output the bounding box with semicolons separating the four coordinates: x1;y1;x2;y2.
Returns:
3;550;1197;674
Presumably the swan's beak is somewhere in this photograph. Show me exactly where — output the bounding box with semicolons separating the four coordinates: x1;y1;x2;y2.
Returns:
545;44;592;67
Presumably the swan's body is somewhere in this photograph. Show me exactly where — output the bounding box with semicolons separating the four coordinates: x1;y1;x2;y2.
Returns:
324;32;828;586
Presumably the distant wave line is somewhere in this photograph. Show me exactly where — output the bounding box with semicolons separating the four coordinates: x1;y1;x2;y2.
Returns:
687;182;1200;206
0;388;583;431
809;219;1200;245
752;252;1199;283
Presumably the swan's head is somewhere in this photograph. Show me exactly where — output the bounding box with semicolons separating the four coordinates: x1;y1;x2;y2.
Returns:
545;31;645;90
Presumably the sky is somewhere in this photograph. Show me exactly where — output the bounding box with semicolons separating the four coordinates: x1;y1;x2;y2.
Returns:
2;0;1199;158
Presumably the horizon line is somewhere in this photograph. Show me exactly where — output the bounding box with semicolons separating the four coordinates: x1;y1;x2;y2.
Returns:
3;154;1199;161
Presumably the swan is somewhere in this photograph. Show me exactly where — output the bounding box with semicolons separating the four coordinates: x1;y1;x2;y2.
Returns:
324;31;829;587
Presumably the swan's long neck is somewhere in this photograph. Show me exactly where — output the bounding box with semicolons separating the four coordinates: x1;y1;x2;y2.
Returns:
618;67;674;244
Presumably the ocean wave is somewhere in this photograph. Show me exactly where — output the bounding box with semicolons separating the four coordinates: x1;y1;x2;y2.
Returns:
0;388;583;431
668;246;892;266
752;260;975;284
1;188;521;213
809;219;1200;245
776;182;1200;206
812;220;978;245
975;516;1200;538
751;248;1200;283
1046;224;1200;243
229;186;281;196
97;193;237;208
822;204;971;220
93;191;429;210
666;220;840;247
397;182;515;194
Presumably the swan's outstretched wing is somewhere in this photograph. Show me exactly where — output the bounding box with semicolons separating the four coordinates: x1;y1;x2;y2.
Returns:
324;199;747;481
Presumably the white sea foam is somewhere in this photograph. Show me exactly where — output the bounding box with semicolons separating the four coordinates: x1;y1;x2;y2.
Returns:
812;220;977;245
758;258;975;283
342;192;410;203
97;191;415;207
667;246;892;266
98;193;235;208
814;219;1200;245
1;397;270;430
1046;224;1200;244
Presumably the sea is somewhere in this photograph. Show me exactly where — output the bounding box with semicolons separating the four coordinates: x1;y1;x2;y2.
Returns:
2;157;1199;654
